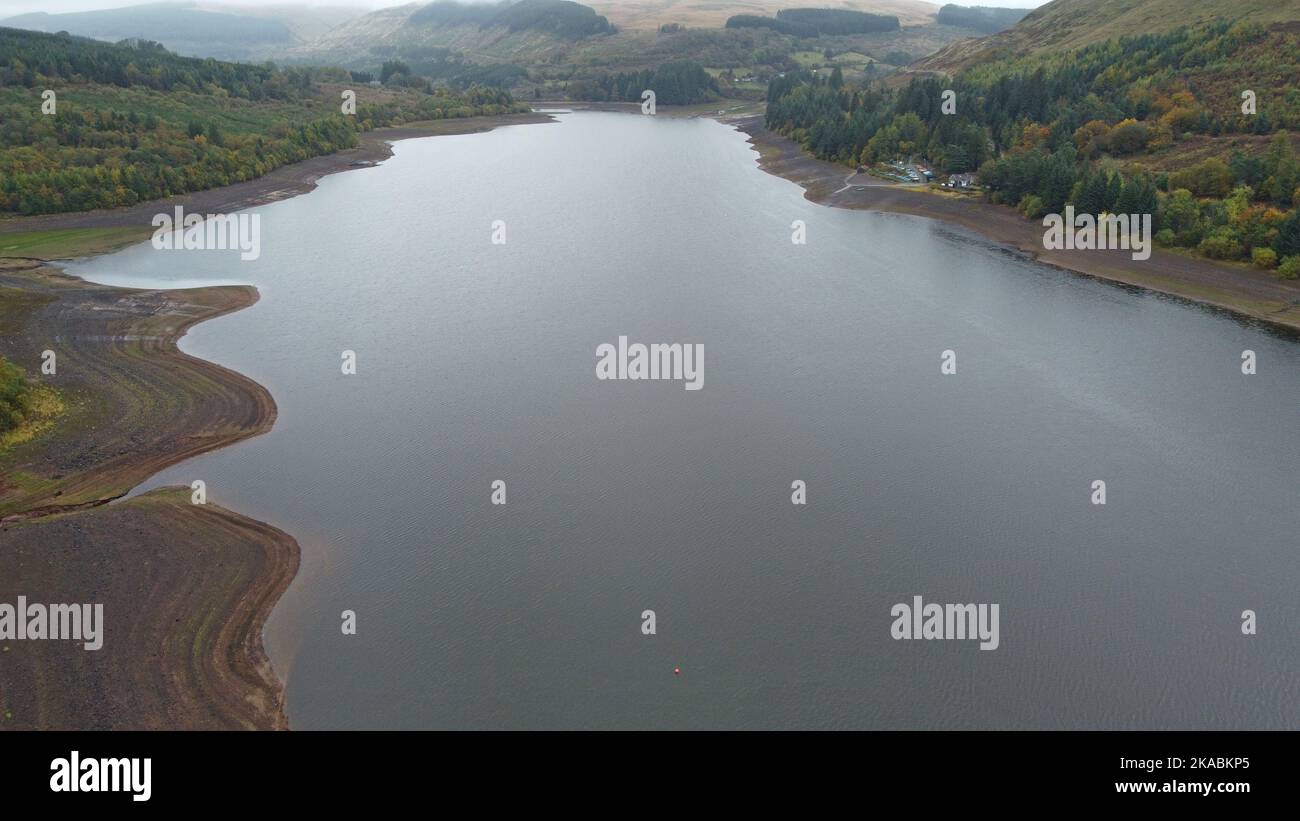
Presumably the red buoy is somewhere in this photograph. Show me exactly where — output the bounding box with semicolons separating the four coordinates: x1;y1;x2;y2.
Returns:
674;667;681;675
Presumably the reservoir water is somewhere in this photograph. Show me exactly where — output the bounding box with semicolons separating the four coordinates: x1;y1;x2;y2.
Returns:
71;111;1300;729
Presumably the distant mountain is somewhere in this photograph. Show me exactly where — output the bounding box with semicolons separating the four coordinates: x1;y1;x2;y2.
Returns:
726;9;901;38
291;0;999;93
0;2;298;62
200;3;367;44
293;0;616;67
411;0;613;37
919;0;1300;72
585;1;942;32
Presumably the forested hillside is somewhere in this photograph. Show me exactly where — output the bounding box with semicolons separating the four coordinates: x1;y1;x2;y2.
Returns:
766;20;1300;275
409;0;614;38
299;0;618;71
0;28;524;215
919;0;1300;73
726;9;900;38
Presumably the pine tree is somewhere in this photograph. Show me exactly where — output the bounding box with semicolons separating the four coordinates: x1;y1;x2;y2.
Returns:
1103;172;1122;212
1077;170;1108;214
1114;177;1140;215
1274;209;1300;258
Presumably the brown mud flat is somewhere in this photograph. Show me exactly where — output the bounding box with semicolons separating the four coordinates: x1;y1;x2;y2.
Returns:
0;259;276;518
0;112;555;239
0;260;291;730
735;116;1300;334
0;487;298;730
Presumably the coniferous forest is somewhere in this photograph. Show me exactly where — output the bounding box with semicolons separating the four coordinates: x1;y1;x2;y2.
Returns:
566;60;720;105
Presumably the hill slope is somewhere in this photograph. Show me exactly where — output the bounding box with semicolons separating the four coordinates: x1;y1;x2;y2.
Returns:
586;1;943;31
295;0;616;67
0;29;524;215
0;2;298;62
919;0;1300;72
766;5;1300;277
290;0;999;94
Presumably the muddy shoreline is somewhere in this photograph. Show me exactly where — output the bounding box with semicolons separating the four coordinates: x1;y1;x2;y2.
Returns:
0;259;292;728
733;115;1300;335
0;487;299;730
0;260;277;519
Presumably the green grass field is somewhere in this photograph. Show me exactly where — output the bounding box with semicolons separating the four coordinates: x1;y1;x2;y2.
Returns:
0;227;153;260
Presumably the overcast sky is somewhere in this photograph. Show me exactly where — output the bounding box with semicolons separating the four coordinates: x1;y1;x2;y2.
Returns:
0;1;398;15
2;0;1052;16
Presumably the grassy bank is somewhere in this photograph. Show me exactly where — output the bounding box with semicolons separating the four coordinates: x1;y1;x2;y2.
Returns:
0;227;154;260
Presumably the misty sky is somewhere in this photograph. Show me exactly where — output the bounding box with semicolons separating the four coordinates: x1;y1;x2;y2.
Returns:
2;0;1052;17
1;1;408;15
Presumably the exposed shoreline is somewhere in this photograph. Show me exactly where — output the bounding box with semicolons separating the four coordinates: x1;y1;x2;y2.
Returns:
732;115;1300;335
0;487;299;730
0;259;292;728
0;259;277;519
0;111;551;729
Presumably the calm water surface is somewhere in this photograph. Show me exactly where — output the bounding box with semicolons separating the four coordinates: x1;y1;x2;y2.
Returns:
71;111;1300;729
